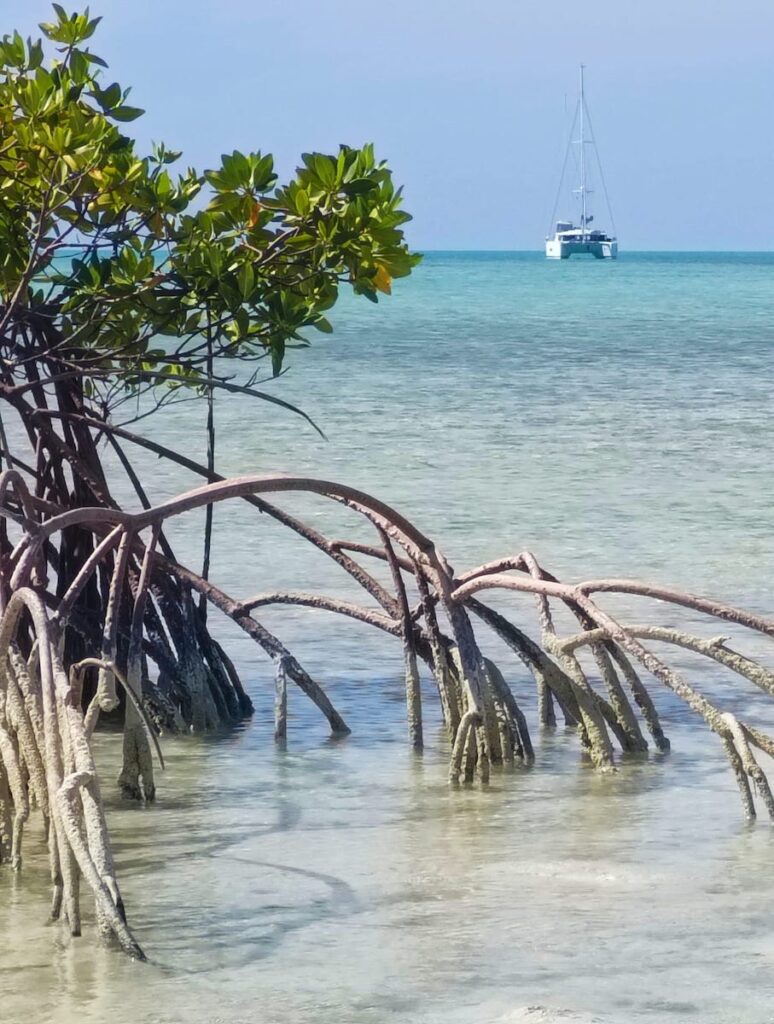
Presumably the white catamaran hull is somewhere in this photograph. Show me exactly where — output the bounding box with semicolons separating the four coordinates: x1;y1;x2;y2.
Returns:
545;237;618;260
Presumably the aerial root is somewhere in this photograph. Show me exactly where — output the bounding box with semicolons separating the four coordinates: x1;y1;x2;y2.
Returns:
538;676;557;727
0;587;146;957
588;643;648;752
5;470;774;959
606;645;670;753
449;709;480;783
719;713;774;821
274;656;288;743
416;566;460;737
380;530;423;750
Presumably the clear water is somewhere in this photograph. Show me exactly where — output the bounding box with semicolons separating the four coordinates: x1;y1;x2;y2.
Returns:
3;252;774;1024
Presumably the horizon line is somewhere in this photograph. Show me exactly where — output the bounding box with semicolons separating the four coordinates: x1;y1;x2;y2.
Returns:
413;247;774;254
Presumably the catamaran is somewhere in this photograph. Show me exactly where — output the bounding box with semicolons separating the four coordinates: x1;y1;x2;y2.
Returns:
545;65;618;260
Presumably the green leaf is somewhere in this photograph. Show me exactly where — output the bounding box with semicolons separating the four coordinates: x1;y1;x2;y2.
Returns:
295;188;310;216
83;50;108;67
10;30;25;64
28;39;44;69
70;48;88;82
341;178;377;197
237;262;254;300
110;104;144;122
271;337;285;376
234;307;249;336
312;154;336;189
81;15;102;40
93;80;121;109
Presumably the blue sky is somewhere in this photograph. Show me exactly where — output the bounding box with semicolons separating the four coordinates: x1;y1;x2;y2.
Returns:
5;1;774;249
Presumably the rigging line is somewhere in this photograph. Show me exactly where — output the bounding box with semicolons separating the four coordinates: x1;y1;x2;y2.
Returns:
548;98;579;236
581;100;617;237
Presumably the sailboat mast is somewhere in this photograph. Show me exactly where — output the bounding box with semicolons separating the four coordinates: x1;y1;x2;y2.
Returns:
579;63;586;237
545;62;618;258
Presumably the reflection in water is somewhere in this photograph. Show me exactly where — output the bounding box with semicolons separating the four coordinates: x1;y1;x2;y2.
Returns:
3;711;773;1024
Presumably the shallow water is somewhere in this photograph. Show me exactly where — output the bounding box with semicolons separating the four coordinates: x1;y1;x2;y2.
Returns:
4;252;774;1023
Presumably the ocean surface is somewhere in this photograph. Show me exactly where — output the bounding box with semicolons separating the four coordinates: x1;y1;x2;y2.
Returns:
4;251;774;1024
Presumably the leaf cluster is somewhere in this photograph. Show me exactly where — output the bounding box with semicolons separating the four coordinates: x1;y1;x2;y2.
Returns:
0;5;420;407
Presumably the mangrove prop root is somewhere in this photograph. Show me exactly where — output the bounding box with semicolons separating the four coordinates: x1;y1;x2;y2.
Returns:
0;586;147;958
274;656;288;743
380;529;423;751
4;470;774;958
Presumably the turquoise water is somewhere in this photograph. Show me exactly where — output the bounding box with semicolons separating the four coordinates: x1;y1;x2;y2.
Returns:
4;252;774;1023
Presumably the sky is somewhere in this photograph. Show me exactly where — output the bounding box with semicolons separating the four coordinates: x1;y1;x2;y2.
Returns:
4;0;774;250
